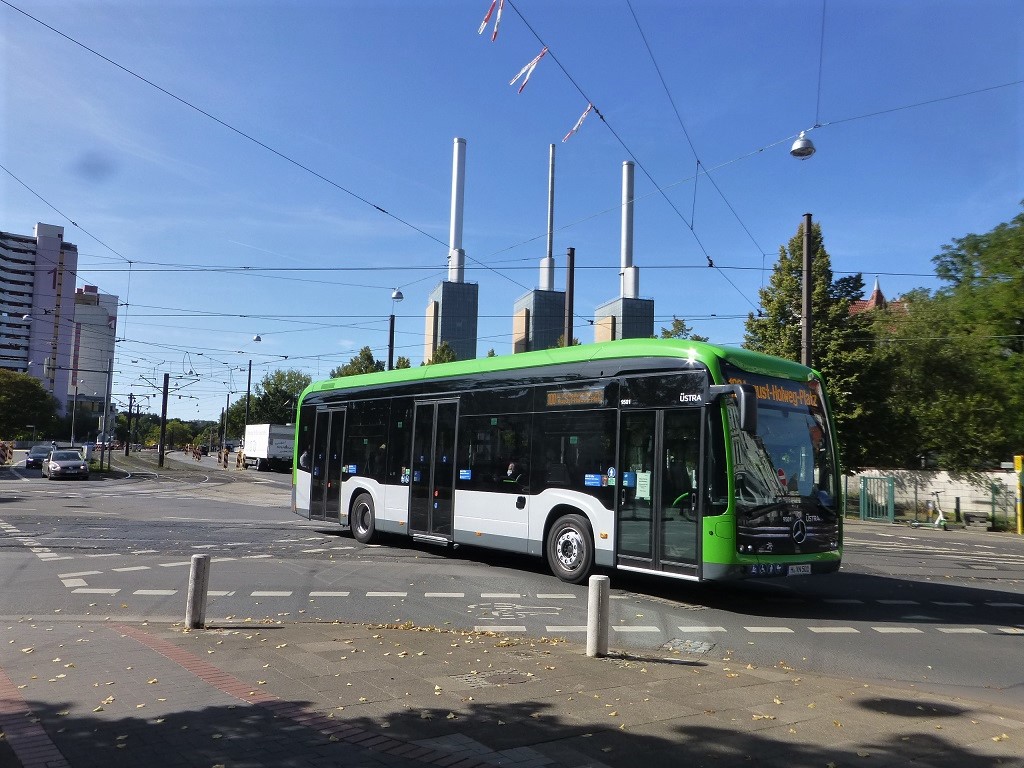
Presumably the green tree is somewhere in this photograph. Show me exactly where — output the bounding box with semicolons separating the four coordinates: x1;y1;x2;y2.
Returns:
0;370;58;438
424;341;457;365
873;207;1024;470
394;355;411;369
550;335;580;348
743;220;881;470
249;369;311;425
329;347;384;378
660;317;709;342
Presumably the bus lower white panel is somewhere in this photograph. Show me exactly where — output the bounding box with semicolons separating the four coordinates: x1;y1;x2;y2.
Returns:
454;490;529;554
382;483;409;534
295;470;312;517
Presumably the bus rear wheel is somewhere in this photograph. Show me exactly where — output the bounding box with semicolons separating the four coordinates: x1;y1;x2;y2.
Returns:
546;514;593;584
351;493;376;544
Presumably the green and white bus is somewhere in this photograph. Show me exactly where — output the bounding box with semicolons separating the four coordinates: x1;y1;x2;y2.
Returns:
292;338;842;584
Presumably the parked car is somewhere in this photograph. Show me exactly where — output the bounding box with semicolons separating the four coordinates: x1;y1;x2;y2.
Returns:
42;450;90;480
25;445;52;469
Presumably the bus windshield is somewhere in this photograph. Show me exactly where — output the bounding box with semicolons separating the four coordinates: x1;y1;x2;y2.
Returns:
722;366;839;556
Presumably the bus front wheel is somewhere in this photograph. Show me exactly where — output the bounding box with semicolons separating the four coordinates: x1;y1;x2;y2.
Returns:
546;514;593;584
351;493;376;544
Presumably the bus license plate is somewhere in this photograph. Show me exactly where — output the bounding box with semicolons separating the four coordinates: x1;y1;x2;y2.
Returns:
788;564;811;576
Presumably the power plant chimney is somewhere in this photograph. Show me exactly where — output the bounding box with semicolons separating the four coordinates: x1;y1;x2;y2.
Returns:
620;160;639;299
540;143;556;291
448;137;467;283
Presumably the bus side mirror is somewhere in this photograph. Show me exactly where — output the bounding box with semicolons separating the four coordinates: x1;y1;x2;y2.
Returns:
709;383;757;434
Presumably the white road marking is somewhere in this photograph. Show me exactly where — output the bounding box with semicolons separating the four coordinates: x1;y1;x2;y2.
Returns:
367;591;407;597
112;566;151;572
58;571;102;579
546;626;587;632
937;627;986;634
744;626;794;633
72;588;120;595
611;626;660;633
475;625;526;632
808;626;860;633
251;591;292;597
481;593;520;598
872;627;923;634
536;594;576;599
133;589;177;596
425;592;464;598
678;626;727;633
309;591;350;597
61;578;88;588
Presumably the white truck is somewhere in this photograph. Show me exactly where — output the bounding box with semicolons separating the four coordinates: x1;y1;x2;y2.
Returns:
242;423;295;472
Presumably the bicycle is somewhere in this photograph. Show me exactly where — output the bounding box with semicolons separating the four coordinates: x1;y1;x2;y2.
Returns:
911;491;947;529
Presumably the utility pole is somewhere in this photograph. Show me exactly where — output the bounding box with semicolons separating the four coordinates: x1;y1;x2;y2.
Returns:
158;373;169;468
563;247;575;347
124;393;134;456
222;392;230;449
801;213;813;368
244;360;252;426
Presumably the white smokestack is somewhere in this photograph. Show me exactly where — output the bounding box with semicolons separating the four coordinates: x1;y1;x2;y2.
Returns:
448;137;467;283
540;143;556;291
621;160;639;298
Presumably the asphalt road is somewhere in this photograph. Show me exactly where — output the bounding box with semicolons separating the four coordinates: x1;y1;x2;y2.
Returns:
2;449;1022;711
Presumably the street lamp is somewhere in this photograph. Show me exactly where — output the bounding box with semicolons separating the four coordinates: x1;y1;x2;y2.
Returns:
388;288;404;370
790;130;816;159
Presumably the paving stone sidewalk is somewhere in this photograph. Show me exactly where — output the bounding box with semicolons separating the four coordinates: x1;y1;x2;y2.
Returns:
1;617;1021;768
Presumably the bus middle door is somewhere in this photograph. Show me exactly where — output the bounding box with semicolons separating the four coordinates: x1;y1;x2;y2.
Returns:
310;407;346;523
409;400;458;539
617;408;701;575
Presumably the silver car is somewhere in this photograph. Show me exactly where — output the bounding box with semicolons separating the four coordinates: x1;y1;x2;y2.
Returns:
42;450;90;480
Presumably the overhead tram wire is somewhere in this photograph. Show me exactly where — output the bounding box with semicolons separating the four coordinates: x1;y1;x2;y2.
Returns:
625;0;769;262
504;0;759;314
0;162;135;314
1;0;534;297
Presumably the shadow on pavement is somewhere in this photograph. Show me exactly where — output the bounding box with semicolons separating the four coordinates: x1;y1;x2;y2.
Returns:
8;691;1014;768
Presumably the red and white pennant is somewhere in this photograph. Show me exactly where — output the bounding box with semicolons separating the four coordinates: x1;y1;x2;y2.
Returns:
477;0;504;41
510;46;548;94
562;103;594;142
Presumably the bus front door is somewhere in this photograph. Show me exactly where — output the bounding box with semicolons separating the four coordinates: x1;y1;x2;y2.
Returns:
310;408;345;522
617;409;701;574
409;400;458;539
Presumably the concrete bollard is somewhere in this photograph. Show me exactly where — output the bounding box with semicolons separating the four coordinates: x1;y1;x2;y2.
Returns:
185;554;211;629
586;574;610;657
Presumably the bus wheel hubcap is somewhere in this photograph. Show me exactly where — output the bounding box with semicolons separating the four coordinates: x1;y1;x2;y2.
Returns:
556;530;581;569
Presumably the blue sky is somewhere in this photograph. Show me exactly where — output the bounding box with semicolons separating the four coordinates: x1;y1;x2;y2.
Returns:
2;0;1021;422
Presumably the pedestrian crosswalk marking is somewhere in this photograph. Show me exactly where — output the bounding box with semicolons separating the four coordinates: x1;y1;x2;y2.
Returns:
808;626;860;633
871;627;923;634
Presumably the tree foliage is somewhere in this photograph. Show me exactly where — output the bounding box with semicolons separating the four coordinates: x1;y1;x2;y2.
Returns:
424;341;457;365
660;317;708;342
0;370;59;438
744;208;1024;472
246;369;311;426
394;355;412;369
872;207;1024;470
329;347;384;378
743;221;882;470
